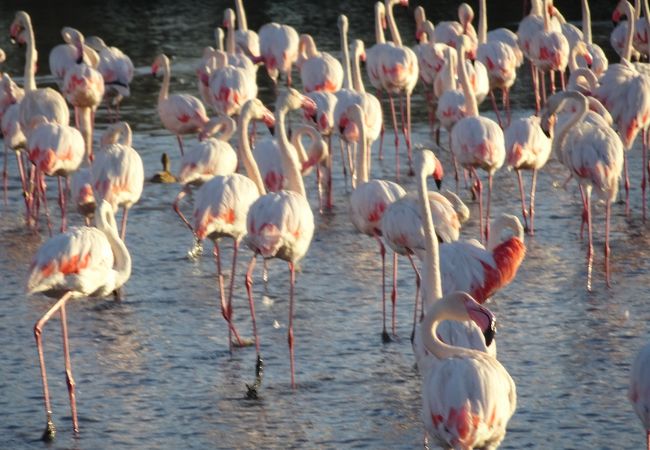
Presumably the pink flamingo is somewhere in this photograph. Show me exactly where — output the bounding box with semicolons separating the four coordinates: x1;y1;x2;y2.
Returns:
208;50;257;118
629;341;650;450
611;0;642;61
542;91;623;290
595;0;650;219
91;122;144;240
222;8;257;74
85;36;135;118
26;200;131;439
296;34;343;93
347;103;405;342
0;60;26;205
49;27;99;87
26;119;85;233
505;115;552;234
192;99;273;352
432;3;475;52
420;291;516;448
451;35;505;243
152;53;210;156
234;0;260;59
61;28;105;164
291;124;330;212
575;0;608;78
256;22;299;86
244;88;316;395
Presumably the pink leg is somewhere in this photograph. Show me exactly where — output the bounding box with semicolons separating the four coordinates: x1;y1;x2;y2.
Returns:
120;206;129;241
504;88;511;127
374;234;390;343
244;253;264;398
642;129;647;221
215;243;244;351
579;185;588;241
529;169;538;235
227;239;247;347
406;92;414;176
58;177;67;233
16;152;32;224
485;173;493;243
338;137;348;182
560;70;566;91
449;135;460;193
550;70;556;94
541;71;547;106
377;88;384;161
406;252;421;343
176;135;185;156
586;189;593;292
489;90;504;128
388;94;400;181
33;291;75;440
391;252;398;337
38;172;53;236
605;199;612;287
59;300;78;433
2;145;7;206
326;135;334;209
288;261;297;388
473;169;484;244
172;187;193;232
623;152;630;216
531;63;540;114
516;170;529;232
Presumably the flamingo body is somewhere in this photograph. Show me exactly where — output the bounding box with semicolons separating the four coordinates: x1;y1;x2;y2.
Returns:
178;138;237;186
27;122;84;176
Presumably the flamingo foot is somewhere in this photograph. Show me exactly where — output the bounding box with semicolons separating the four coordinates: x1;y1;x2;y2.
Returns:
245;355;264;399
382;330;392;343
232;337;255;348
41;419;56;441
187;236;203;260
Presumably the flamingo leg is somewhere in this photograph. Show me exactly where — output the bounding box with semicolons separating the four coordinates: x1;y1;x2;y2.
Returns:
38;171;53;236
227;239;247;348
586;187;593;292
316;165;323;214
623;151;630;216
59;300;78;434
560;70;566;91
244;253;264;398
377;88;384;161
33;291;75;440
338;136;348;184
579;185;587;241
215;243;243;352
288;261;297;388
374;234;390;343
406;92;414;176
326;135;334;209
489;90;504;129
120;206;129;241
449;136;460;193
550;70;556;94
529;169;538;235
472;168;484;244
15;151;32;224
176;135;185;156
605;199;612;287
172;186;193;232
516;170;529;232
504;88;511;127
531;63;540;114
541;71;547;106
388;94;400;181
406;252;421;343
486;173;493;243
391;252;398;337
2;144;7;206
57;177;67;233
643;129;647;221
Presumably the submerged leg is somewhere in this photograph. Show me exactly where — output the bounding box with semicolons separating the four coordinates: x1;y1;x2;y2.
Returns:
374;234;390;343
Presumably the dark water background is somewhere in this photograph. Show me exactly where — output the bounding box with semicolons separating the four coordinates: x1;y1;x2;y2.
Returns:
0;0;648;448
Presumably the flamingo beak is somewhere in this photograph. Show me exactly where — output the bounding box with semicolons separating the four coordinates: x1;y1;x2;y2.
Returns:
151;64;159;77
301;96;318;117
433;159;444;190
464;295;496;347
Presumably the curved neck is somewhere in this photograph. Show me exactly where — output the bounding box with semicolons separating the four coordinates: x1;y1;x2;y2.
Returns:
623;1;635;61
478;0;487;44
385;0;403;47
96;205;132;290
351;44;366;93
340;20;352;90
217;116;236;141
419;160;442;310
22;17;37;91
158;57;171;104
291;125;324;171
486;217;522;250
568;45;583;72
276;103;307;197
421;297;478;360
375;4;386;44
238;104;266;195
457;42;478;116
423;21;435;42
554;95;588;159
635;0;642;19
581;0;592;44
568;67;598;91
301;34;318;58
235;0;248;31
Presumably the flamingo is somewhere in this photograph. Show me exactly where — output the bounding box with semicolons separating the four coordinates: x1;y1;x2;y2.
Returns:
70;168;95;225
243;88;316;395
346;103;405;341
256;22;299;86
91;122;144;240
541;91;623;290
61;28;105;164
0;62;26;205
49;27;99;87
296;34;343;93
26;200;131;439
505;115;552;234
420;291;516;448
291;124;330;212
629;341;650;450
152;53;210;156
451;35;505;243
576;0;608;78
594;0;650;220
192;99;273;353
611;0;642;61
432;3;474;51
26;119;85;233
150;153;177;184
234;0;260;59
207;50;257;118
85;35;135;118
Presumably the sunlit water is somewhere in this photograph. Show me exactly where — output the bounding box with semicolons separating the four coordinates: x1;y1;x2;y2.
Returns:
0;1;648;448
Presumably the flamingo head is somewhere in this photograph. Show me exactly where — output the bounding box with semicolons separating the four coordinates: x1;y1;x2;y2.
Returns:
399;0;409;7
339;116;359;142
432;156;444;190
151;54;168;78
458;3;474;32
223;8;236;29
9;12;29;45
463;293;496;347
279;88;317;117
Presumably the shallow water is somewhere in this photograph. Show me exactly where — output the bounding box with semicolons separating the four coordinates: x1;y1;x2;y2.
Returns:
0;1;648;448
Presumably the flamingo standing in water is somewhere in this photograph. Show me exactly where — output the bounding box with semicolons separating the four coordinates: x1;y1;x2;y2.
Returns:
296;34;343;93
49;28;99;88
542;91;623;290
451;35;505;243
26;200;131;439
629;341;650;450
234;0;260;59
192;99;273;352
346;103;405;342
152;53;210;156
61;28;105;164
256;22;299;86
244;88;316;395
91;122;144;240
505;115;552;234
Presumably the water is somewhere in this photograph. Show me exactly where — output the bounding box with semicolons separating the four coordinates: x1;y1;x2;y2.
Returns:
0;0;648;448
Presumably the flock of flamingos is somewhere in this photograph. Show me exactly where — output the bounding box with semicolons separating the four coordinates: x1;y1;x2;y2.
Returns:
2;0;650;447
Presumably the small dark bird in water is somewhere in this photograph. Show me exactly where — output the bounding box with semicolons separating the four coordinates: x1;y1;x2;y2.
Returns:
150;153;177;183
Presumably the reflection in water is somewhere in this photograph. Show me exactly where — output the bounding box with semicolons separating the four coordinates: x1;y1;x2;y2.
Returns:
0;0;648;448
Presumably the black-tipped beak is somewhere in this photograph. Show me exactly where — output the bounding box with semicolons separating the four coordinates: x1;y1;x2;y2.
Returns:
339;125;345;135
435;179;442;190
76;56;83;64
483;316;496;347
268;126;275;136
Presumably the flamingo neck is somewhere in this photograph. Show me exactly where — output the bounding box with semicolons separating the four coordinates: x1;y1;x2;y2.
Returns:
375;4;386;44
423;21;435;43
238;104;266;195
419;160;442;309
421;296;480;360
554;94;588;160
351;46;366;94
542;0;550;32
385;0;403;47
291;125;324;171
23;17;37;92
568;67;598;91
340;20;352;90
568;45;582;72
581;0;592;44
276;103;307;197
530;0;542;16
478;0;487;45
96;203;132;291
218;116;236;141
158;57;171;104
354;108;369;185
215;28;225;52
235;0;248;31
623;0;636;61
635;0;642;19
486;216;523;251
226;19;236;54
457;41;478;116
